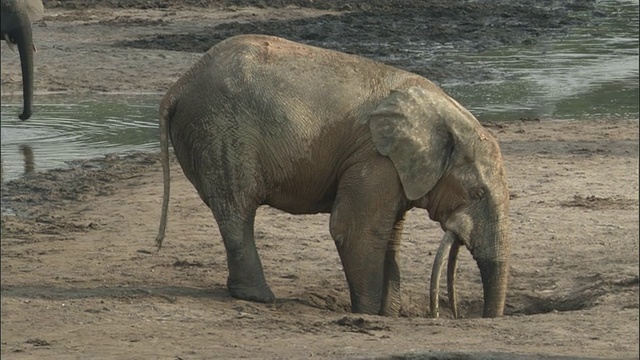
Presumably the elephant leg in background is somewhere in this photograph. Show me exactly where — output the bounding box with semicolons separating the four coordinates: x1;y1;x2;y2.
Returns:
1;0;44;121
330;159;406;316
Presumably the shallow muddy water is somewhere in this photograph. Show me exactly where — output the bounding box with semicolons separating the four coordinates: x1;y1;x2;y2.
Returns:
444;0;639;121
1;0;638;182
1;95;160;182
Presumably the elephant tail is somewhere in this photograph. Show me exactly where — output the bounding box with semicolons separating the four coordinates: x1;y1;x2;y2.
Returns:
155;93;176;251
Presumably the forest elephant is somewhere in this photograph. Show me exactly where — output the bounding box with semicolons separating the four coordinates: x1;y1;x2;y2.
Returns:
1;0;44;120
156;35;511;318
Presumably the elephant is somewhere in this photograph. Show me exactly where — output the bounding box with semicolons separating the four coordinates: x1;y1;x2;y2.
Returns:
1;0;44;120
156;34;511;318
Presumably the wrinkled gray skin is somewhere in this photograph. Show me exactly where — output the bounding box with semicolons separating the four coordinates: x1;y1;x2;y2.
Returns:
157;35;511;318
1;0;43;120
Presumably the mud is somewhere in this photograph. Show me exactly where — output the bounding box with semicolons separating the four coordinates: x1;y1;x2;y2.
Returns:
117;0;597;84
1;1;639;359
2;119;638;359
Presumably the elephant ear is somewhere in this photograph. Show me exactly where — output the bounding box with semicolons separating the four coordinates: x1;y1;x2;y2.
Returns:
26;0;45;23
368;86;453;200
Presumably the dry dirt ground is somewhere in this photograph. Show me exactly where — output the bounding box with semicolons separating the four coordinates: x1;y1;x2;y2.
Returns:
1;1;639;359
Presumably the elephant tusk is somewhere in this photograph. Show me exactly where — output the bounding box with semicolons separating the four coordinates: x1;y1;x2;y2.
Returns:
447;238;462;319
32;44;38;53
430;230;456;318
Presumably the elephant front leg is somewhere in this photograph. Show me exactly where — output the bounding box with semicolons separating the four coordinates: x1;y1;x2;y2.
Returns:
329;162;406;316
214;211;275;303
380;216;405;316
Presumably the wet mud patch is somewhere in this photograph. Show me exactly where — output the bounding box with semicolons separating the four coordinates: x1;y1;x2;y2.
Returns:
120;0;596;83
560;195;639;210
96;16;169;26
1;215;100;237
1;152;163;218
41;11;166;25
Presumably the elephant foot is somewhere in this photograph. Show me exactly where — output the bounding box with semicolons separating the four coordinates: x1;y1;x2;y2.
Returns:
379;301;402;317
350;297;383;315
228;282;275;303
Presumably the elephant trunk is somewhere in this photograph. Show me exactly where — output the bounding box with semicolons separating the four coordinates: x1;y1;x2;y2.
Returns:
430;230;509;318
14;15;35;121
477;259;509;318
472;217;510;318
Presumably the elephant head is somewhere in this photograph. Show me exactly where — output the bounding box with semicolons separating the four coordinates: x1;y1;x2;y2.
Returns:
1;0;44;120
368;86;510;318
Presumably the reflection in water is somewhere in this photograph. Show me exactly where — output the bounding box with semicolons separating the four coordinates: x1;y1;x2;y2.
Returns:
443;0;639;122
1;144;36;183
1;95;160;182
19;144;35;175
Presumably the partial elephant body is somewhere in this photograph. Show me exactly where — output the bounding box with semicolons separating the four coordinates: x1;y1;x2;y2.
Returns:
1;0;44;120
158;35;511;318
168;36;436;215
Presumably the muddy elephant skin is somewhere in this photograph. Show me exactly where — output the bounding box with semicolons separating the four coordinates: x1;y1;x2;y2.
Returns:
156;35;511;318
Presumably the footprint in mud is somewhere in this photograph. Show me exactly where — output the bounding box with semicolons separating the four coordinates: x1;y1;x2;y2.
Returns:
301;292;351;312
333;316;391;335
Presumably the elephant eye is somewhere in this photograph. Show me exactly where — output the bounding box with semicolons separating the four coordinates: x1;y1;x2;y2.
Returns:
469;186;486;200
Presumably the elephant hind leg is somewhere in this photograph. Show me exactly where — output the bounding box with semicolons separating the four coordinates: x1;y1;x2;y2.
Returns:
329;159;406;316
209;199;275;303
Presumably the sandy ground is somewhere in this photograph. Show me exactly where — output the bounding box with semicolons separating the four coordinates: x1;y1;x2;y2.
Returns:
1;1;639;359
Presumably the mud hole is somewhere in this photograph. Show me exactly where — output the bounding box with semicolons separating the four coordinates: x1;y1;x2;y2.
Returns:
513;274;640;315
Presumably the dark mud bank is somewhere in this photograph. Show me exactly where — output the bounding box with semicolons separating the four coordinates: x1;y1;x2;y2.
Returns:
115;0;602;84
